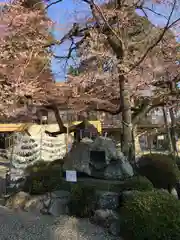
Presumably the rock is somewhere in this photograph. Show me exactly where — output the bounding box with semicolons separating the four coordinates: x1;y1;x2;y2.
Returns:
43;198;51;208
175;182;180;199
160;189;169;194
90;168;105;179
48;190;71;216
97;191;120;210
90;150;107;170
48;198;69;216
63;136;131;179
63;141;92;175
159;188;178;199
104;161;124;180
104;159;134;180
120;159;134;177
109;221;121;236
22;191;71;216
92;209;113;225
116;150;125;160
92;137;118;164
171;188;178;199
92;209;120;236
24;195;44;213
5;191;30;210
51;190;70;200
40;207;50;215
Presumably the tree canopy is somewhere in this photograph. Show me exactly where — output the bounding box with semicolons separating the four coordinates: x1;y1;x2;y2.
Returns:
0;0;55;119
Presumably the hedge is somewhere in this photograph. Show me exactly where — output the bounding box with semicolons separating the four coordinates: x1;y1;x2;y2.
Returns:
137;153;180;191
120;190;180;240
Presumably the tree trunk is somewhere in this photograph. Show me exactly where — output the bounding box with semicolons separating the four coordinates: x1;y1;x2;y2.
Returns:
133;125;141;155
119;74;134;162
169;81;178;154
162;107;174;154
169;107;177;154
53;105;66;131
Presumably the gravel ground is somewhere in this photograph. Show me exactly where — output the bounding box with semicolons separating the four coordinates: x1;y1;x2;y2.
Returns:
0;206;120;240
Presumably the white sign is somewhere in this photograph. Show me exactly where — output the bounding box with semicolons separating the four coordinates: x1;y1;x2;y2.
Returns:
66;170;77;182
157;135;164;140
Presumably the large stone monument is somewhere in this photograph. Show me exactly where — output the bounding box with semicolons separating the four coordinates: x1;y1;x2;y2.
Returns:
63;136;134;180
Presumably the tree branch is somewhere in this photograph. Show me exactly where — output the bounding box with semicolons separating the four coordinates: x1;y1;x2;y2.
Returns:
128;0;177;73
140;6;168;20
44;23;85;48
45;0;63;9
91;105;122;115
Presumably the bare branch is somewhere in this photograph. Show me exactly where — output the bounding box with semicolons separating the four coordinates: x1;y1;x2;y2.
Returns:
140;6;168;20
45;0;63;9
128;0;178;73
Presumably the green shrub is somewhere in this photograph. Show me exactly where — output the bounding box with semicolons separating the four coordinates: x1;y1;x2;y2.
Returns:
137;153;180;191
24;161;62;194
68;184;96;218
25;161;48;173
175;155;180;169
120;190;180;240
123;176;154;191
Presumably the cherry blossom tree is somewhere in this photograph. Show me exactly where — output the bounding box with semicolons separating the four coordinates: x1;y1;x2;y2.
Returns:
0;0;58;119
45;0;179;160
